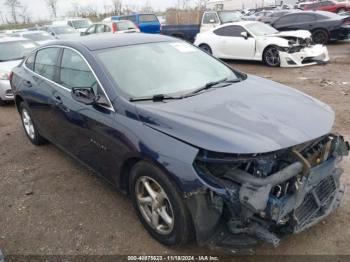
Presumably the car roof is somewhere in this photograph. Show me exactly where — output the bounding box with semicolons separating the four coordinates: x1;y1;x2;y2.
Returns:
0;36;32;43
42;33;176;51
18;30;48;35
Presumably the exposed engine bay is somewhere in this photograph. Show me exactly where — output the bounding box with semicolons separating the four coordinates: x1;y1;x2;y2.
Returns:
188;134;349;249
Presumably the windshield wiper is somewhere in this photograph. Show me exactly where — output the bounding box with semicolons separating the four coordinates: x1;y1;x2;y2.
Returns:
129;94;184;102
184;78;241;97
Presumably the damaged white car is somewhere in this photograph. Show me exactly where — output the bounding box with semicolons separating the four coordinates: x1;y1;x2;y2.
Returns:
194;21;330;67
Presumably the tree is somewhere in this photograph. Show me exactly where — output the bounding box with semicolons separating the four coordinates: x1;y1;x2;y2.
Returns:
111;0;122;15
18;4;31;24
4;0;21;24
140;1;152;13
45;0;58;18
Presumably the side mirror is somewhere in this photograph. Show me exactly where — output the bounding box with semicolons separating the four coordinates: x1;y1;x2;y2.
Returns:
71;87;99;105
241;31;248;39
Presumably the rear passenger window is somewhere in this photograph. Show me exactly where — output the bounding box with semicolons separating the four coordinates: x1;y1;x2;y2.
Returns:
296;14;316;22
59;49;97;90
126;16;137;23
34;48;59;80
139;14;158;22
25;53;35;71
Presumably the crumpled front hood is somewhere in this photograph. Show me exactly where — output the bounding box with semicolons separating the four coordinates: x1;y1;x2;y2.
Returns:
0;59;22;72
269;30;312;39
135;75;334;154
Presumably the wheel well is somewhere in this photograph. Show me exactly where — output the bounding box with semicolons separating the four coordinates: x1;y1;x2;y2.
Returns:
119;157;142;195
171;33;185;40
15;95;24;112
263;45;277;56
312;28;329;35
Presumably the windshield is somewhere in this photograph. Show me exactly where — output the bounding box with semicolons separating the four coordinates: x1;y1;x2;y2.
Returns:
71;20;91;29
0;40;37;62
97;42;239;99
218;11;242;23
23;32;55;41
52;26;77;35
117;20;137;30
246;22;278;36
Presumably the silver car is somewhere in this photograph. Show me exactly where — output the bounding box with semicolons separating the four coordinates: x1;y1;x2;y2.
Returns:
9;30;56;45
0;37;38;105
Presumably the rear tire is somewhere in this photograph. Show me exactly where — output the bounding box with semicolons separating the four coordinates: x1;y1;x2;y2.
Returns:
129;161;194;246
19;102;47;146
312;29;329;45
199;44;212;55
0;98;4;106
263;46;280;67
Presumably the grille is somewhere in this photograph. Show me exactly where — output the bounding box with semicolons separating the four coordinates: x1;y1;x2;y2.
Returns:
315;176;336;203
294;176;336;227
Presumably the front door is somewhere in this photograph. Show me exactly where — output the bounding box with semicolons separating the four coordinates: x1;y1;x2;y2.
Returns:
213;25;255;60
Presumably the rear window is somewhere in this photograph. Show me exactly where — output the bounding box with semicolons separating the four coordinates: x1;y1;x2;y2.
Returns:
139;14;158;23
0;40;37;62
116;21;137;31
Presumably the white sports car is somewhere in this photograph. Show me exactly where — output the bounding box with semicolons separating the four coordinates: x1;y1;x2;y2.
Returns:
194;21;330;67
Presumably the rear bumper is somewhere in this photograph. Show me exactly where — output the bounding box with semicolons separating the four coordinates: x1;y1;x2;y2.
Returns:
279;45;329;68
0;80;14;101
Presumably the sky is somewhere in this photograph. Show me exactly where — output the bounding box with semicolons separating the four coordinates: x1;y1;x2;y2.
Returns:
0;0;178;22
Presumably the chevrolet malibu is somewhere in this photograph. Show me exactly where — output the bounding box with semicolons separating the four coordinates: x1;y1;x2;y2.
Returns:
10;34;349;250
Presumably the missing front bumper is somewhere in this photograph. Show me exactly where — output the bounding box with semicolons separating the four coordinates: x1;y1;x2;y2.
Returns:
279;45;330;68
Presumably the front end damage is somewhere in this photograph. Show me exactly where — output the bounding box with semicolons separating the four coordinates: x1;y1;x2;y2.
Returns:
274;33;329;67
186;134;349;250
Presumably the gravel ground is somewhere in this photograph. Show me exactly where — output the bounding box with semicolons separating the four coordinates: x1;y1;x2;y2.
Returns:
0;42;349;256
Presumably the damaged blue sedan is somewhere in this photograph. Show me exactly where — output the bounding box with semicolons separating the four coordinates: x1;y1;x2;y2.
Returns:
10;34;349;250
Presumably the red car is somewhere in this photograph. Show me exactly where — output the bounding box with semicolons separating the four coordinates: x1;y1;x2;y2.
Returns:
304;0;350;13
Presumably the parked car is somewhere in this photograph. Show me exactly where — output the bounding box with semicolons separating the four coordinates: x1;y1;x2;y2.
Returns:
242;11;274;21
81;21;140;36
194;21;329;67
161;11;241;42
271;11;350;44
304;0;350;13
10;34;349;250
260;10;296;24
112;13;160;34
8;30;56;45
52;18;92;32
0;37;37;105
41;25;80;40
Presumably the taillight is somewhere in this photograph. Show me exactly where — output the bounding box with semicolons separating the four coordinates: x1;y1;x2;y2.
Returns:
112;23;118;33
9;71;13;81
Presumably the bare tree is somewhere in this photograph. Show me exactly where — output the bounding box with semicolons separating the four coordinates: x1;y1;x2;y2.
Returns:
45;0;58;18
18;4;31;24
111;0;122;15
140;1;152;12
4;0;21;24
196;0;208;9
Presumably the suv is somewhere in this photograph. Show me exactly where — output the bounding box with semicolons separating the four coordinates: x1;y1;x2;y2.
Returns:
52;18;92;32
111;13;160;34
304;0;350;13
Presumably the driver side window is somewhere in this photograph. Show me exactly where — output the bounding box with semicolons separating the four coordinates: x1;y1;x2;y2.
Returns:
59;49;97;91
203;13;219;24
214;25;247;37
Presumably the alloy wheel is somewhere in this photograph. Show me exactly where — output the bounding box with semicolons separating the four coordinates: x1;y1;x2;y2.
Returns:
265;47;280;66
135;176;174;235
21;108;35;140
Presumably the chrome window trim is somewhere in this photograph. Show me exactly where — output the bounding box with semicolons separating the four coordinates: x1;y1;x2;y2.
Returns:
23;45;115;112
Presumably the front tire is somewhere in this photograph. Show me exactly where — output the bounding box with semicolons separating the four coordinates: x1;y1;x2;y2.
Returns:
263;46;281;67
199;44;212;55
312;29;329;45
130;161;194;246
19;102;46;145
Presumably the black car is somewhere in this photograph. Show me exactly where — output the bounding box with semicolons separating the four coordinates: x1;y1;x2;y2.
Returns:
271;11;350;44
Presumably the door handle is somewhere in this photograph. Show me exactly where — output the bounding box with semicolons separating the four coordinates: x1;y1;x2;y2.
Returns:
22;80;32;87
54;95;63;105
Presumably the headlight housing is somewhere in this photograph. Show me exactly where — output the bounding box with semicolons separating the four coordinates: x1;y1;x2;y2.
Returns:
0;70;10;80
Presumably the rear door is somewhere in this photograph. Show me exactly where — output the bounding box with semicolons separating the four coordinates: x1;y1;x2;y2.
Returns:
137;14;160;34
213;25;255;59
273;14;300;30
22;47;62;141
